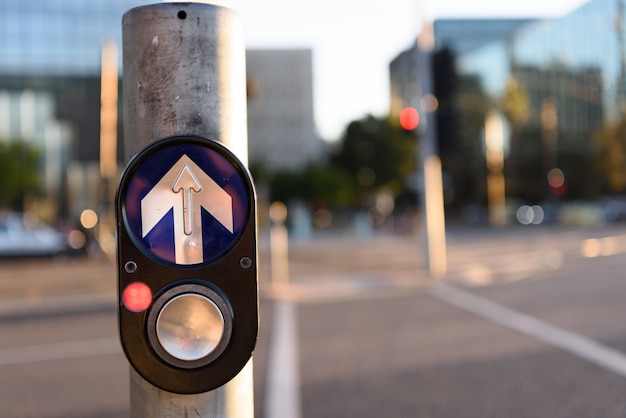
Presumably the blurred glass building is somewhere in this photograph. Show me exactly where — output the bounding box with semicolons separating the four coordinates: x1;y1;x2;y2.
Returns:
455;0;614;210
390;19;532;125
0;0;146;221
0;1;322;223
392;0;626;221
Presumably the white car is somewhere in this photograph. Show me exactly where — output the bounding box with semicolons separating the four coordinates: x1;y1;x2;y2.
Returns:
0;213;65;257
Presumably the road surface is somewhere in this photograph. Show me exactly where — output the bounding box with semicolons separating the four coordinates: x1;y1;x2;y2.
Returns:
2;225;626;417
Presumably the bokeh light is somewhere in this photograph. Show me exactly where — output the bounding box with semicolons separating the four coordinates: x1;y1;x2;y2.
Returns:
80;209;98;229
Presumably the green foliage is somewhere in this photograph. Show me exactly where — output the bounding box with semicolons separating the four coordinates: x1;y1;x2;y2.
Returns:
499;77;530;127
304;165;357;207
330;114;417;202
593;116;626;192
263;165;356;208
0;140;41;210
251;115;416;211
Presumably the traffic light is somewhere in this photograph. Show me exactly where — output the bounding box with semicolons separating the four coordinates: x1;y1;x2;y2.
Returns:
399;106;420;131
432;47;459;155
116;135;257;394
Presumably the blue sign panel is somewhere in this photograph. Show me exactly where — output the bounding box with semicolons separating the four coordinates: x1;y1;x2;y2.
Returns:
121;137;251;266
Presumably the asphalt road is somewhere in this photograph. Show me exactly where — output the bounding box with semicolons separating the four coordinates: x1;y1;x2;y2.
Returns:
2;225;626;417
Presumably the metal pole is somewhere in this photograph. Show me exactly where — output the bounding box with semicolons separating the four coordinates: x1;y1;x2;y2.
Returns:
122;2;248;163
416;22;447;278
122;3;252;417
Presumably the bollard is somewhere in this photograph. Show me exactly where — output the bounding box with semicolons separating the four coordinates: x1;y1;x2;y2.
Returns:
120;3;255;417
269;201;289;287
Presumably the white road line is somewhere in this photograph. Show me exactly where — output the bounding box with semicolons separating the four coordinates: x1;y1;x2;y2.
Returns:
0;337;121;366
431;282;626;378
265;299;302;418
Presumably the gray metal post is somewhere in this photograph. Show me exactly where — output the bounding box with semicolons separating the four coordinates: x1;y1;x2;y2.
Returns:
122;3;253;417
416;23;447;278
122;2;248;164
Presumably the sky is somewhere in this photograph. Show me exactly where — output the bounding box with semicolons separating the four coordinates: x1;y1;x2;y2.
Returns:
221;0;590;141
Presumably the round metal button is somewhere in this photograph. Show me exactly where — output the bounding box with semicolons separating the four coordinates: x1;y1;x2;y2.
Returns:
156;293;224;361
147;283;233;369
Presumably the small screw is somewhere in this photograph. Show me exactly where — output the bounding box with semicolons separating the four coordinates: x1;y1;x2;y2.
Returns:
124;261;138;274
239;257;253;269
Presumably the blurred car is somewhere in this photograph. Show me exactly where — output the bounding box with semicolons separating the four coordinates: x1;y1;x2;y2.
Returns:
0;212;66;258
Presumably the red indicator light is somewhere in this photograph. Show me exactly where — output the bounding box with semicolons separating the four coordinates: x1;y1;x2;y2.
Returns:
123;282;153;312
399;106;420;131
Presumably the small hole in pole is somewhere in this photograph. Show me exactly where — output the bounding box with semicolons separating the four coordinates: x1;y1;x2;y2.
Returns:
177;10;187;19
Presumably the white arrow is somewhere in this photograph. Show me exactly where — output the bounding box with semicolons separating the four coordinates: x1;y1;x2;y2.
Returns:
141;154;233;265
172;164;201;236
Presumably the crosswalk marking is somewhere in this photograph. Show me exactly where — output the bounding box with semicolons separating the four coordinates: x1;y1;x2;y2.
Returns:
432;282;626;379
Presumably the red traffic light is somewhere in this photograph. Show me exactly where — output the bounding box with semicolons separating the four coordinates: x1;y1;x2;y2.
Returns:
399;106;420;131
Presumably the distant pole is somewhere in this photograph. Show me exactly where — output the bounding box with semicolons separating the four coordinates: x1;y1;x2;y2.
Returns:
416;21;447;278
122;3;252;417
269;201;290;287
98;38;119;259
99;39;119;182
485;110;507;226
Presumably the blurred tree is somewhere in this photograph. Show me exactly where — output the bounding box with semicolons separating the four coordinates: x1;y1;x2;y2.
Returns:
330;114;416;203
251;114;416;212
499;77;530;127
593;116;626;192
498;76;531;200
303;165;356;208
252;163;356;208
0;140;41;211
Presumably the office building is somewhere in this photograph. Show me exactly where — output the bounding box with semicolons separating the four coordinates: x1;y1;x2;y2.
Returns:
390;19;532;120
391;0;625;213
456;0;617;203
246;49;324;171
0;2;322;221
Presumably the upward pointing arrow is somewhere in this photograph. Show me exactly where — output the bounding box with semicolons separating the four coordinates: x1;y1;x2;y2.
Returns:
172;164;201;236
141;154;233;265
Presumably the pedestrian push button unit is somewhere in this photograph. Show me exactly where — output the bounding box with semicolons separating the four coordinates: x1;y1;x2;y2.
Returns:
116;135;258;394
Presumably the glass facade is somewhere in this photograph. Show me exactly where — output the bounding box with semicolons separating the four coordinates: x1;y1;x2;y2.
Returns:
0;0;147;158
390;20;530;125
0;0;142;76
434;19;534;55
0;0;148;220
451;0;626;216
1;2;322;222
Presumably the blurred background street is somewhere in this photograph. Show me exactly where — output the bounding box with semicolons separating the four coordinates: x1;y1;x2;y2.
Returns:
4;0;626;416
3;224;626;416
